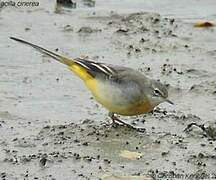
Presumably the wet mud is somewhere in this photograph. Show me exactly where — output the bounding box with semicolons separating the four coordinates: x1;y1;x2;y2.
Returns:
0;0;216;179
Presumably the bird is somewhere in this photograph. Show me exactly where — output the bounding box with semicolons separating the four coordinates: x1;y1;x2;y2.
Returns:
10;37;173;131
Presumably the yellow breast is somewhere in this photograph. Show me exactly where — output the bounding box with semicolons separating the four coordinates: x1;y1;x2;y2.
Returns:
116;100;153;116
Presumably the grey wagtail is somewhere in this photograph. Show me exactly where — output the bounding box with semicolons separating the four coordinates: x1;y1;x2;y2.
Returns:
10;37;173;131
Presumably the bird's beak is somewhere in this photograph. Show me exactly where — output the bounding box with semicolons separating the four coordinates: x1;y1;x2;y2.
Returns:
165;99;174;105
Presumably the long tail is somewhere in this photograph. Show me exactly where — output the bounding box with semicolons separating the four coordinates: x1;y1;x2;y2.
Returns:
10;37;74;66
10;37;94;81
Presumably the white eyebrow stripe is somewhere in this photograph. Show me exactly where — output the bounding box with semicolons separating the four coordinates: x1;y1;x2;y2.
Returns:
100;64;114;74
91;63;110;75
75;61;90;70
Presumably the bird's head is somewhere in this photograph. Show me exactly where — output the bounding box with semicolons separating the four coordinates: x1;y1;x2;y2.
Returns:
147;79;174;107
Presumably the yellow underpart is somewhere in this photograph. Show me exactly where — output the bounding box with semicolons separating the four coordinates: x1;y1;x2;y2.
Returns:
68;64;116;112
105;100;153;116
68;64;92;81
123;100;153;115
68;64;99;95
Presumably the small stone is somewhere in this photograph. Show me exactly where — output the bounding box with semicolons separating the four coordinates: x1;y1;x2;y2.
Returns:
82;142;88;146
39;157;47;167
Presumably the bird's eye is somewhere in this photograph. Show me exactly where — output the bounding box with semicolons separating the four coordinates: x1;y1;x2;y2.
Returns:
153;89;161;96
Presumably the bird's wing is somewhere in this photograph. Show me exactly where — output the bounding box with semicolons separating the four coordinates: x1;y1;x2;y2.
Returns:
75;58;149;88
74;57;139;77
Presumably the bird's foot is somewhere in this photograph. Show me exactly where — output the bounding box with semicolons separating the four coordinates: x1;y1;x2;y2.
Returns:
115;119;145;132
101;120;119;128
108;112;145;132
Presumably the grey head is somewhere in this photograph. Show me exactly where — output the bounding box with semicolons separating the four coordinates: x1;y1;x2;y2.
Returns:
146;79;174;107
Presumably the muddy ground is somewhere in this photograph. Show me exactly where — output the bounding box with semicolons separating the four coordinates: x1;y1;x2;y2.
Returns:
0;0;216;179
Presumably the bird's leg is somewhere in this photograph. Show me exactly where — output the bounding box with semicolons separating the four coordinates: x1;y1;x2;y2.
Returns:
108;112;126;126
108;112;145;132
108;112;118;125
